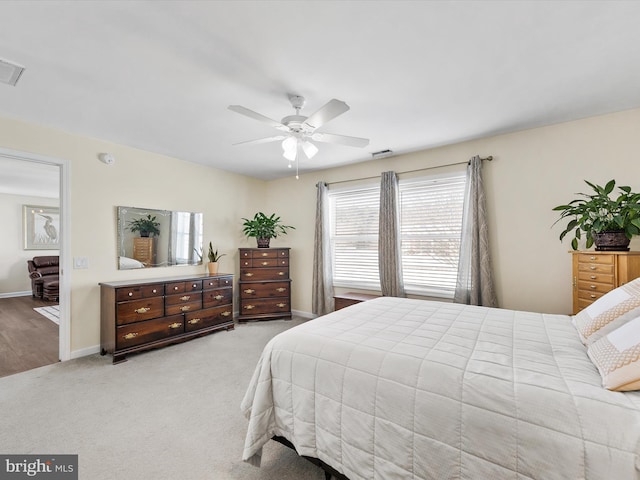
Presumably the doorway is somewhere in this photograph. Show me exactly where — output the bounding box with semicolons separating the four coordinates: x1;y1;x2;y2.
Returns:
0;148;70;376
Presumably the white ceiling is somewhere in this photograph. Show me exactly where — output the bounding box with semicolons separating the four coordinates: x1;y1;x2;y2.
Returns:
1;0;640;184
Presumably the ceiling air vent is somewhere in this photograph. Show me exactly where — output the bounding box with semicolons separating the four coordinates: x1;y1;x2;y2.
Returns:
0;59;25;86
371;149;393;159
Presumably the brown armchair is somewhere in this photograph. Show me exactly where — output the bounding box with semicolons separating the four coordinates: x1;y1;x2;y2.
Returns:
27;256;59;301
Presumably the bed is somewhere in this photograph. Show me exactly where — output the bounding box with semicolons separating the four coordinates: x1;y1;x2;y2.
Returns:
241;297;640;479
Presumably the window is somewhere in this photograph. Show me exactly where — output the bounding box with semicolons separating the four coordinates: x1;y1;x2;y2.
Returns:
328;171;466;298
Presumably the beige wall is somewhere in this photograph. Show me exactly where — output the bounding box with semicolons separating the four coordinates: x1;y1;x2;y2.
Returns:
1;107;640;356
265;107;640;316
0;117;266;354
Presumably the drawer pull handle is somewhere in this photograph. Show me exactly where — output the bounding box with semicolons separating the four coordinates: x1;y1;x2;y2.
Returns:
278;271;285;276
261;261;269;266
590;285;597;289
181;306;191;312
590;266;596;270
276;287;286;292
135;307;150;314
590;294;597;298
208;282;214;286
169;322;182;329
276;303;286;308
188;318;201;325
244;305;255;310
128;292;133;297
244;261;250;266
123;332;138;340
214;295;224;300
221;311;231;317
590;275;596;279
245;272;254;277
174;286;179;290
180;295;191;301
590;256;596;260
261;253;269;257
244;289;255;294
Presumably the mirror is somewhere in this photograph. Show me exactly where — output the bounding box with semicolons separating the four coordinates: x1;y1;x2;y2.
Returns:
117;206;203;269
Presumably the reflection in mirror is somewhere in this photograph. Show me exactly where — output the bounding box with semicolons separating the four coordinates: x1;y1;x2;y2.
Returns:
117;206;203;269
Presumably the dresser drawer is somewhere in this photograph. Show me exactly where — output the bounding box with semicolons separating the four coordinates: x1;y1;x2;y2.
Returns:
202;276;232;290
165;291;202;306
576;262;615;275
165;299;201;315
166;280;202;294
116;284;164;301
203;288;232;308
241;267;289;281
576;253;615;265
240;281;290;298
116;297;164;325
577;270;615;285
185;306;233;332
241;298;290;315
116;314;184;349
577;280;614;295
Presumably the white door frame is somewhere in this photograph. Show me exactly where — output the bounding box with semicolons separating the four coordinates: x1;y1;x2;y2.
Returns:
0;146;71;361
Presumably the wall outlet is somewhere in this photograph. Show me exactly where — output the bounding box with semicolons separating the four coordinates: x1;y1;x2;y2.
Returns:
73;257;89;269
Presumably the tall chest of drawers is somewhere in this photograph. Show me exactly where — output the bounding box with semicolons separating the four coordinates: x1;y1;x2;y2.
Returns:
571;251;640;314
100;273;233;363
238;247;292;322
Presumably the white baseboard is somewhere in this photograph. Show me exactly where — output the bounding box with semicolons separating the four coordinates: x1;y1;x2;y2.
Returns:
292;309;316;320
0;291;32;298
69;345;101;360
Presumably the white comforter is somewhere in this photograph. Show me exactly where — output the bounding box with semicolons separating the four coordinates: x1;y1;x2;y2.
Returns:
241;297;640;479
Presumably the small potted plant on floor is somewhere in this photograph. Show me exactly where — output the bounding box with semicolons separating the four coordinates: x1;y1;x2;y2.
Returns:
241;212;295;248
207;242;226;275
553;179;640;250
127;214;161;237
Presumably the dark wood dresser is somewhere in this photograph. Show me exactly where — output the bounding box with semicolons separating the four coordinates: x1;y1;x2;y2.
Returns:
238;248;292;322
100;273;233;363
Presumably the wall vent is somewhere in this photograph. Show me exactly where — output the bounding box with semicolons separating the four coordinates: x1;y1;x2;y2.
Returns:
371;149;393;159
0;59;25;86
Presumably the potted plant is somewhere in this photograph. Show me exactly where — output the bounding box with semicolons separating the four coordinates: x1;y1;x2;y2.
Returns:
553;179;640;250
127;214;160;237
207;241;226;275
241;212;295;248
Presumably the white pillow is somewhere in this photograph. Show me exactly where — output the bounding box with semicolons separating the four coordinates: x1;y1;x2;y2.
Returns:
119;256;145;269
588;314;640;391
573;277;640;344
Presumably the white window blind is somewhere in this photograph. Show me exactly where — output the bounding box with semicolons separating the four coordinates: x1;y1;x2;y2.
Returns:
328;171;466;298
399;174;466;297
329;185;381;290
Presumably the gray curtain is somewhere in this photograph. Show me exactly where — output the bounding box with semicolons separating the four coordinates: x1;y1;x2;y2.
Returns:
378;171;406;297
312;182;334;315
454;156;497;306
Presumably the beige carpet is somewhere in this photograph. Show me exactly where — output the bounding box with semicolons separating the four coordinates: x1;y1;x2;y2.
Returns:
0;318;326;480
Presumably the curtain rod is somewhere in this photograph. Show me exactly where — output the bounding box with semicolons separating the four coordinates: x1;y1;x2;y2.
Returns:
325;155;493;186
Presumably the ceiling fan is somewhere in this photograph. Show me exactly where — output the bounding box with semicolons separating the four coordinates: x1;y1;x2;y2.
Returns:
228;94;369;176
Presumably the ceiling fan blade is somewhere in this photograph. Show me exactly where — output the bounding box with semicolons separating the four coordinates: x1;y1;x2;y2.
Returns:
232;135;286;146
228;105;290;132
311;132;369;148
302;99;350;131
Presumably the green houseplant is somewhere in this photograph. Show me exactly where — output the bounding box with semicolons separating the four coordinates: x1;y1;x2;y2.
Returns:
553;179;640;250
207;241;226;274
127;214;160;237
241;212;295;248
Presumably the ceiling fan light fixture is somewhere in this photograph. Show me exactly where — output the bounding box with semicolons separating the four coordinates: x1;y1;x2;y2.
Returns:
301;141;318;159
282;136;297;161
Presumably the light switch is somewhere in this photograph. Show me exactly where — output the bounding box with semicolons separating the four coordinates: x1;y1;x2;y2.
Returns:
74;257;89;269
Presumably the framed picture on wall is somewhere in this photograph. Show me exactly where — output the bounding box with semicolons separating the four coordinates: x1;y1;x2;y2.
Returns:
23;205;60;250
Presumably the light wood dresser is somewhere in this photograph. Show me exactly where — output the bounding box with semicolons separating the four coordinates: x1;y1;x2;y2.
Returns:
238;247;292;322
571;251;640;314
132;237;155;267
100;273;233;363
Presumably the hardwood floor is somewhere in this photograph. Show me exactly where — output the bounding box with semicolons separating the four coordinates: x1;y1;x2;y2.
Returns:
0;296;59;378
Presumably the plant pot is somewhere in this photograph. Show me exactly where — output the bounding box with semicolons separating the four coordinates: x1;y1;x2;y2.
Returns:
593;230;630;251
207;262;219;275
140;231;150;238
257;237;271;248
